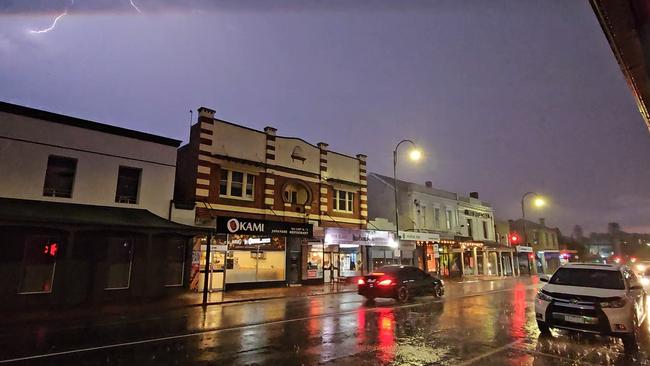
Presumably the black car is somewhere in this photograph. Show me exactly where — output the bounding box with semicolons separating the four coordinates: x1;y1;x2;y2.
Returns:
357;265;444;302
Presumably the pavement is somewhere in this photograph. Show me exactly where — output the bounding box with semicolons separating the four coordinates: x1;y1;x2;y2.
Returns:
2;276;648;365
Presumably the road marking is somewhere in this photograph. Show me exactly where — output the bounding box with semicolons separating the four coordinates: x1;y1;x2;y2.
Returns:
0;284;538;364
456;340;521;366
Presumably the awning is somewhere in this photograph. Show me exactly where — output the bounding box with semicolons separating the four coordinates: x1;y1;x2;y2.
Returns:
0;197;205;234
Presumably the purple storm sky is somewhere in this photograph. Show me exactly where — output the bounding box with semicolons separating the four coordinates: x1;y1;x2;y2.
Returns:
1;0;649;235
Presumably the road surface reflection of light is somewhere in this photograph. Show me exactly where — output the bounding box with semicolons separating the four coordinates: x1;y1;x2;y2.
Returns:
308;297;320;335
377;308;395;363
357;308;366;348
511;283;527;338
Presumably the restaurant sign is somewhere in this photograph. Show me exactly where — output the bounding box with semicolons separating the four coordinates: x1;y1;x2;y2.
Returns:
217;216;312;237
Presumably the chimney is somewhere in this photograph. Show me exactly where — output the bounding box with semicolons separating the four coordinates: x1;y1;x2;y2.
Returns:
539;218;546;227
425;181;432;188
198;107;216;119
264;126;277;136
469;192;479;199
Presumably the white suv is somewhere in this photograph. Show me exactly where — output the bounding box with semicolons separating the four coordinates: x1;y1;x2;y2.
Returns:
535;263;647;350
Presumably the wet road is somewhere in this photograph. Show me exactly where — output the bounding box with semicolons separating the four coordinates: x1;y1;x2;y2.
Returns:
1;277;649;365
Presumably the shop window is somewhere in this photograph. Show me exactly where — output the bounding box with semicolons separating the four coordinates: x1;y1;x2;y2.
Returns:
225;236;286;284
164;238;186;286
333;189;354;213
42;155;77;198
115;166;141;204
105;238;134;290
302;243;324;280
18;236;59;294
219;169;255;200
283;183;310;205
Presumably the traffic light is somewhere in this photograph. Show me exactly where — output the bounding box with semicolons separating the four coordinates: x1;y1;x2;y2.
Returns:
43;242;58;257
510;233;521;245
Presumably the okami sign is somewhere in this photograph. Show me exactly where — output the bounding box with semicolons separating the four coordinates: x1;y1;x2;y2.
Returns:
217;216;312;237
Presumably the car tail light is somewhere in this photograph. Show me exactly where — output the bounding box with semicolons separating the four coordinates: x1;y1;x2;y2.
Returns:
378;278;393;286
357;279;365;285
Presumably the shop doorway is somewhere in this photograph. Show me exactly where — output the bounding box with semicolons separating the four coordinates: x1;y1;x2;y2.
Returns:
324;245;339;283
190;237;225;292
287;238;301;286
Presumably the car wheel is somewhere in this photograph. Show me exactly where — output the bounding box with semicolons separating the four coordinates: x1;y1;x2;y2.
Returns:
434;284;443;298
537;321;552;337
396;286;409;303
623;314;640;353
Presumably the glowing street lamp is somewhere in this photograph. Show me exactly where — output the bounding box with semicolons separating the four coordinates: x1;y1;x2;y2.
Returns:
521;192;547;246
393;139;421;261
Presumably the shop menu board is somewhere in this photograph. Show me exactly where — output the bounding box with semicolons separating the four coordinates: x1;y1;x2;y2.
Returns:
228;234;286;251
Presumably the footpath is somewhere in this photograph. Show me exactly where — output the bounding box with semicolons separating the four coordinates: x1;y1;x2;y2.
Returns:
1;275;532;326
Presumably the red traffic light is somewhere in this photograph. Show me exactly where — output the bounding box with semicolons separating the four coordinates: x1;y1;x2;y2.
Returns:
510;233;520;244
43;242;58;257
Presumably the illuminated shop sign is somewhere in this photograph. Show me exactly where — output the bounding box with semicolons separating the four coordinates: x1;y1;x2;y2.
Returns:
463;209;491;219
217;216;312;237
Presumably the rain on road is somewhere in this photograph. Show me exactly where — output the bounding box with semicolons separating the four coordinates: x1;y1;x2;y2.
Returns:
1;277;649;365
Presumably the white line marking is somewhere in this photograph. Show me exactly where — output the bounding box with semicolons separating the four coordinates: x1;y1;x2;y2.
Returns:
0;285;536;364
457;340;521;366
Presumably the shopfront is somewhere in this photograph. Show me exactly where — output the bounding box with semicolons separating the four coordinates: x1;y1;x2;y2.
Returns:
216;216;312;289
515;245;534;276
323;228;397;281
398;232;441;273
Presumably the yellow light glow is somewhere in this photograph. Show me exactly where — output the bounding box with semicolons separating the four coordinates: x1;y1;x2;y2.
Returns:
533;197;546;208
409;149;422;161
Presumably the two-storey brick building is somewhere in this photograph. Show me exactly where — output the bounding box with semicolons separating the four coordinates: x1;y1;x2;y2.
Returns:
175;107;375;289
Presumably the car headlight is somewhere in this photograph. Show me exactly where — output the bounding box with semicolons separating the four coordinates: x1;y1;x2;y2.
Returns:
536;291;553;302
637;264;646;273
439;279;444;286
642;277;650;286
600;297;627;308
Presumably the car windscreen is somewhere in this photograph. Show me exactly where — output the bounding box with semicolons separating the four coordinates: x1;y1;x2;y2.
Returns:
549;268;625;290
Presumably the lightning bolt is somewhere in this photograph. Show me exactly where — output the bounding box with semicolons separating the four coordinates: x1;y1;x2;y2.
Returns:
130;0;143;14
29;10;67;34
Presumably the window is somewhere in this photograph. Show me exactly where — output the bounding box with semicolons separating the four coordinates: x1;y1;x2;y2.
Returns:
19;236;59;294
434;208;440;229
420;205;427;228
333;190;354;212
219;169;255;200
467;218;473;238
283;183;310;205
544;232;549;246
482;221;488;239
115;166;141;204
105;237;134;290
446;209;453;230
164;238;185;286
43;155;77;198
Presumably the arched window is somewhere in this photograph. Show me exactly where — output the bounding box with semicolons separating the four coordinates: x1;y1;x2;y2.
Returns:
283;182;310;205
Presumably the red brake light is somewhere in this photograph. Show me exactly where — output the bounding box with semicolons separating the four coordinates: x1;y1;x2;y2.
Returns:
357;279;365;285
378;279;393;286
370;272;385;276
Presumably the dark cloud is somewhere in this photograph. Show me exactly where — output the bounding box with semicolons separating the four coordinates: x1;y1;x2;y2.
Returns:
0;0;647;233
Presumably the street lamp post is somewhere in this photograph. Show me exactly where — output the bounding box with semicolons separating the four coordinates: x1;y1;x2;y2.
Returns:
520;192;545;275
393;139;421;265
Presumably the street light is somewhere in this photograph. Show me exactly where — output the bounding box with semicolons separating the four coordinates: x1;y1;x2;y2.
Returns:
521;192;546;246
393;139;421;254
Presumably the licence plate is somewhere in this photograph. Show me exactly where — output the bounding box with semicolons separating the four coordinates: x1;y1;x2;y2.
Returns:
564;315;585;324
369;284;374;288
